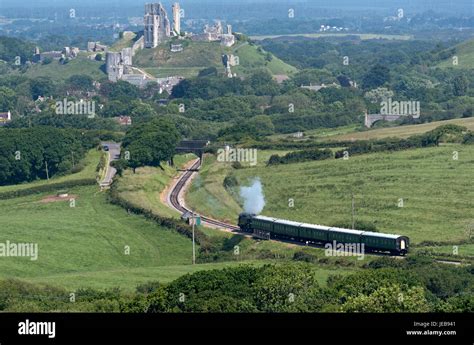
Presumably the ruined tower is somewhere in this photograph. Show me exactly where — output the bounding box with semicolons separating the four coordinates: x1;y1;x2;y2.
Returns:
144;3;172;48
172;3;181;36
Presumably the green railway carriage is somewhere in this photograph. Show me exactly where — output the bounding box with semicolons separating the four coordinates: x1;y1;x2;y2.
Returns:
327;227;364;244
361;232;408;254
272;219;302;238
238;213;409;256
250;215;276;232
298;223;330;242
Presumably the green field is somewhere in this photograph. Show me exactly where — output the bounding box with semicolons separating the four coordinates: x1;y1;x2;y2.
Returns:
438;38;474;69
324;118;474;142
187;145;474;245
0;149;357;291
0;185;197;289
143;67;205;78
23;54;107;82
232;42;298;76
416;244;474;258
114;154;196;219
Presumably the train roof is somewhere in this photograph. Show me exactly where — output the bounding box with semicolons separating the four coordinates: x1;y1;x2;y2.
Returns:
299;223;332;231
361;231;402;239
253;215;277;222
328;227;365;236
273;218;304;227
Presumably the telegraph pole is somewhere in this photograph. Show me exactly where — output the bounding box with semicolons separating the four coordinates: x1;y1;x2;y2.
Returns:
351;193;355;229
192;211;196;265
45;161;50;180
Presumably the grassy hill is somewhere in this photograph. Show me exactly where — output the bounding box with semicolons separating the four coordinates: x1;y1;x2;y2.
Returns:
187;145;474;245
438;38;474;69
23;54;107;82
232;42;298;76
109;31;137;52
133;38;297;78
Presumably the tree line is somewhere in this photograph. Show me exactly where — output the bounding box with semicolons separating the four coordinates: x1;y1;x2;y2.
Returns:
0;127;96;185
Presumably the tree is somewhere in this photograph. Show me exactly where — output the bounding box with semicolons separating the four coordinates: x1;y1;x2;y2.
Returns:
0;86;17;112
362;64;391;89
452;75;469;97
122;118;181;172
95;53;103;61
67;75;94;92
110;159;128;177
30;77;55;100
342;284;430;312
253;264;319;312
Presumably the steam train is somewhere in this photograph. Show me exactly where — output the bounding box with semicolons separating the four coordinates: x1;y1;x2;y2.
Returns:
238;213;409;256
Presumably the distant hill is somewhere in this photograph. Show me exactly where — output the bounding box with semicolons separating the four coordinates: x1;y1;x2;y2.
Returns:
133;38;297;79
437;38;474;69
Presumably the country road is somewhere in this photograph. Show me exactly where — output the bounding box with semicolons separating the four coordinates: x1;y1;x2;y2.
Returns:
100;142;121;187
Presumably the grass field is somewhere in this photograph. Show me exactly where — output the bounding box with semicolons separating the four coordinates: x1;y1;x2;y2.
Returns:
250;33;413;41
22;54;107;82
187;145;474;245
0;149;101;194
324;118;474;142
438;38;474;69
419;244;474;257
143;67;205;78
114;154;196;219
0;149;356;291
0;180;354;291
23;260;352;291
232;42;298;76
0;185;198;289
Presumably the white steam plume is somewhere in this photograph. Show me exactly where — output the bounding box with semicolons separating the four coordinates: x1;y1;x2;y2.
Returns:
240;178;265;215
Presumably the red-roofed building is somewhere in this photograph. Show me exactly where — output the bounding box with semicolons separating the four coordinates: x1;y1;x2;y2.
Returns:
115;116;132;126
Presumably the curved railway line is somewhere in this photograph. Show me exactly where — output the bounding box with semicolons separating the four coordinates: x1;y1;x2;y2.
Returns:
168;159;241;232
166;158;467;265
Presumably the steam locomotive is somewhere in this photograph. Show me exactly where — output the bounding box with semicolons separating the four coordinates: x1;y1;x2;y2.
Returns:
238;213;409;256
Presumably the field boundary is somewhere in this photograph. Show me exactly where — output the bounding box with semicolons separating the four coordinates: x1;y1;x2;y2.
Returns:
0;179;97;200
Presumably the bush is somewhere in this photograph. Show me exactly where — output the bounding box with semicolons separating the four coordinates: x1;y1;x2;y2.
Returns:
293;251;317;263
267;148;333;166
223;175;238;189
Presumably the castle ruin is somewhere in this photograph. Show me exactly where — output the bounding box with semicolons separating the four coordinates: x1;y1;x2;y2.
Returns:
144;3;172;48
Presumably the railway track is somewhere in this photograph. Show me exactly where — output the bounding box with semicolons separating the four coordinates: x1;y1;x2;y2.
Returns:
167;159;467;265
168;159;241;232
